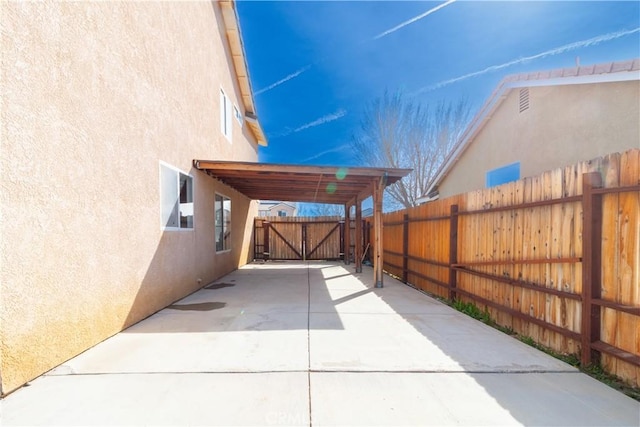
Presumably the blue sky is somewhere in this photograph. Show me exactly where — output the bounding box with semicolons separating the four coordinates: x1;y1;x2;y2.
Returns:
236;1;639;167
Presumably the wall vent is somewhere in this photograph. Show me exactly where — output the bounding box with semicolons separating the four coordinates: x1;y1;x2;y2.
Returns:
519;88;530;113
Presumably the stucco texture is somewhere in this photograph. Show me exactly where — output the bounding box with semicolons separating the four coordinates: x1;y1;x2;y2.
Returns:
1;1;258;395
439;80;640;198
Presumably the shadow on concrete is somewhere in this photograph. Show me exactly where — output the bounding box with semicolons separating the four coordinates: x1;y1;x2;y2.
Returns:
121;264;343;334
114;259;636;426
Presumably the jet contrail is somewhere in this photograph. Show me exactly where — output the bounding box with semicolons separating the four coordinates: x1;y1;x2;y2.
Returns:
301;144;352;162
294;109;347;132
256;1;455;96
271;109;347;138
414;27;640;94
373;0;456;40
254;65;311;95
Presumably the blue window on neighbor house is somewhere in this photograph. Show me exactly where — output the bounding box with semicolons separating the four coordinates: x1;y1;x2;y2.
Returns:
486;162;520;188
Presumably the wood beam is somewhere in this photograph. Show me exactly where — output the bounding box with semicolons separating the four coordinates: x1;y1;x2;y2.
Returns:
194;160;412;180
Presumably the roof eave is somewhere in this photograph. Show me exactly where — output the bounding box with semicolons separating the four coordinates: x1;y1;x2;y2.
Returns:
245;113;268;146
219;0;268;146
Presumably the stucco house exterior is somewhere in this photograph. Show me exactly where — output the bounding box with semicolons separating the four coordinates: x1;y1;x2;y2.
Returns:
258;201;299;217
1;0;266;395
423;59;640;201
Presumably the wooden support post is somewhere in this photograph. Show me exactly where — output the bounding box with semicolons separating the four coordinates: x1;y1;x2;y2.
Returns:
344;204;351;265
373;176;385;288
402;213;409;283
355;198;362;273
253;218;258;260
263;221;270;260
449;204;459;301
366;220;371;260
581;172;603;367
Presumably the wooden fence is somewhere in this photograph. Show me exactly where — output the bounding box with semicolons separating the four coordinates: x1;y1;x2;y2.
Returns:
254;216;345;260
369;149;639;386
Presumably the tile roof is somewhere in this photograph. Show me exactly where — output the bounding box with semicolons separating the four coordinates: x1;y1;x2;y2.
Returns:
502;58;639;84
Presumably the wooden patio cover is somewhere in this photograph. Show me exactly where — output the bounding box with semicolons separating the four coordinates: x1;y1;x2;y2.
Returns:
193;160;412;287
193;160;410;204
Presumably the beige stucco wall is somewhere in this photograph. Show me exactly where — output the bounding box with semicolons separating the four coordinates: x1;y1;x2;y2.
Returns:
438;80;640;198
1;1;258;395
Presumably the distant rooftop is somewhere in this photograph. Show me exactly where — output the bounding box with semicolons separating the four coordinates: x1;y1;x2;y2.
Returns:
423;58;640;199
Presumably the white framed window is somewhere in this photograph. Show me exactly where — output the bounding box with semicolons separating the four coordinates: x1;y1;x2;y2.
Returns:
160;162;194;230
215;194;231;251
220;88;232;141
233;105;244;126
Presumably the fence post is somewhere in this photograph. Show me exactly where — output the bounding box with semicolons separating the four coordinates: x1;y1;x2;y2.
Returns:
263;221;270;260
302;223;307;261
339;221;345;262
344;204;351;265
449;204;459;301
402;213;409;283
581;172;603;367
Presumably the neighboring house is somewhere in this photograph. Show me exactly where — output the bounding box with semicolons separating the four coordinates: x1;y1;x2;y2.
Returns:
0;0;266;395
361;207;374;217
258;201;298;217
423;59;640;201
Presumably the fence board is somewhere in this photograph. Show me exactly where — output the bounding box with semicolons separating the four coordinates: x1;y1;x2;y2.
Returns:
616;149;640;385
378;148;640;386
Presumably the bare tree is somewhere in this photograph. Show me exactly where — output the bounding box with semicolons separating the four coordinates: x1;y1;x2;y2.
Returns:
351;91;470;208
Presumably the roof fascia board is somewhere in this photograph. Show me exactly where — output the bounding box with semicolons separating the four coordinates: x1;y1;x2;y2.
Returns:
244;113;267;146
194;160;412;178
508;71;640;89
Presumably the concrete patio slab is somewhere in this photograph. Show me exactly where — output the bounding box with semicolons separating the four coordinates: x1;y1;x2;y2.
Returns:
2;261;638;426
2;372;309;426
308;311;574;372
311;372;637;426
55;314;310;374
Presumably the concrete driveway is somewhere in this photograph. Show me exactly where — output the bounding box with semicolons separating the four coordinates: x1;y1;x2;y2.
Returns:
2;261;638;426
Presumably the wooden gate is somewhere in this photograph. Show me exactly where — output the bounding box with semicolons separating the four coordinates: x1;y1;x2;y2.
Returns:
255;216;363;261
